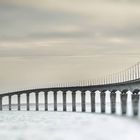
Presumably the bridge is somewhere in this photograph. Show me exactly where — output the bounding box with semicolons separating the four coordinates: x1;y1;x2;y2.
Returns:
0;62;140;117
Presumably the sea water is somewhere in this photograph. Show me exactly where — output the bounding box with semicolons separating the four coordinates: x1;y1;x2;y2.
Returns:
0;104;140;140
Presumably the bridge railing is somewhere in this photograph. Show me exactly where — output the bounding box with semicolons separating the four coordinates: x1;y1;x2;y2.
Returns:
93;62;140;85
42;62;140;88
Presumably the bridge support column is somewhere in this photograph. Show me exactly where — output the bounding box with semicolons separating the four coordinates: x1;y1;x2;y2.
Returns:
72;92;76;112
100;91;106;113
9;95;11;111
81;91;86;112
35;93;39;111
26;93;30;111
91;91;95;112
63;92;67;111
132;93;139;116
0;96;2;111
44;92;48;111
120;91;127;115
54;91;57;111
110;91;116;114
17;94;21;111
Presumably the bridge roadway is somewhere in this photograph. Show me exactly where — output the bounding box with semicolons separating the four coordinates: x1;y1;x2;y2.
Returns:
0;78;140;116
1;78;140;97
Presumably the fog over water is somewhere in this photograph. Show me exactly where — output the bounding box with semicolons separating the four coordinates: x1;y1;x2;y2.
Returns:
1;111;140;140
0;0;140;92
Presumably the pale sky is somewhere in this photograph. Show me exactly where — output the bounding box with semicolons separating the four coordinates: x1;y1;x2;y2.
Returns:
0;0;140;92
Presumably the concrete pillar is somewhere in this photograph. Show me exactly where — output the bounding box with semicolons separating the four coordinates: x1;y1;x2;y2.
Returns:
91;91;96;112
9;95;11;111
26;93;30;111
110;91;116;114
35;93;39;111
132;94;139;116
17;94;21;111
0;96;2;111
63;92;67;111
120;91;127;115
72;92;76;112
81;91;86;112
100;91;106;113
44;92;48;111
54;91;57;111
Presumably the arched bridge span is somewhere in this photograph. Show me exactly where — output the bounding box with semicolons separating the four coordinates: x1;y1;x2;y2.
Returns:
0;78;140;117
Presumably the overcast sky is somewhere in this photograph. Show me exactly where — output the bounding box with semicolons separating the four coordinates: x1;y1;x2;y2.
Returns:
0;0;140;92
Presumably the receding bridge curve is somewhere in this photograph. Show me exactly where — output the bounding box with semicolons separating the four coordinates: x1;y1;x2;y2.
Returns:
0;78;140;117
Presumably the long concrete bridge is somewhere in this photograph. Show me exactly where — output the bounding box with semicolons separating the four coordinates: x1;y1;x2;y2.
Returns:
0;63;140;117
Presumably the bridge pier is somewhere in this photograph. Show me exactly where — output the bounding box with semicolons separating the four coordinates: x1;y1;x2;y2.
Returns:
35;93;39;111
44;92;48;111
26;93;30;111
17;94;21;111
9;95;11;111
72;92;76;112
81;91;86;112
132;90;140;116
120;90;128;115
110;91;116;114
91;91;96;112
63;92;67;111
100;91;106;113
132;94;139;116
0;96;2;111
54;91;57;111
